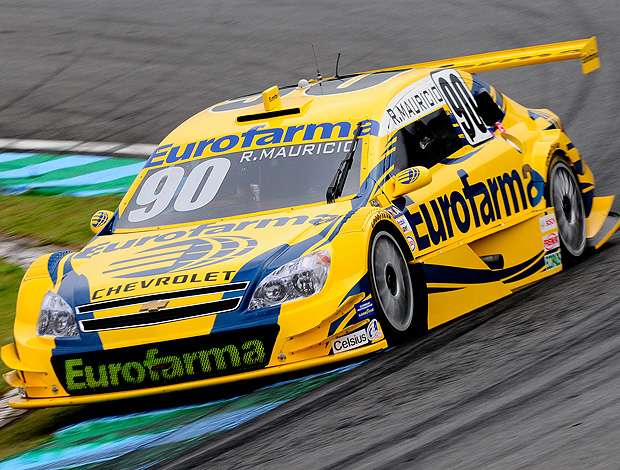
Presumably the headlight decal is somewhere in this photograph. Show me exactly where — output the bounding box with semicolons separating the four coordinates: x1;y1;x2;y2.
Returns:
47;250;72;285
52;265;104;355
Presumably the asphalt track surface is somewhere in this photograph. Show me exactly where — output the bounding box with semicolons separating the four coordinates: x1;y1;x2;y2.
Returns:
2;1;620;469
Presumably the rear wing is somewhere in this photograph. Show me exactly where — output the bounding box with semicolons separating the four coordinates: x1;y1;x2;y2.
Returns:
373;37;600;75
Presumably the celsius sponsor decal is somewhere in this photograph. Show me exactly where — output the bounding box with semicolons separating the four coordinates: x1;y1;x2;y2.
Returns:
331;320;384;354
406;165;545;251
544;251;562;270
396;216;413;233
406;235;416;251
539;213;557;232
380;76;445;135
543;231;560;251
331;329;369;354
91;271;237;300
431;69;493;146
355;299;375;320
76;214;340;258
52;327;277;395
367;319;383;341
144;120;379;169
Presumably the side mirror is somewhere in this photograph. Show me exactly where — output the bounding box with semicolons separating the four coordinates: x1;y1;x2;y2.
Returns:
90;210;114;234
392;166;432;198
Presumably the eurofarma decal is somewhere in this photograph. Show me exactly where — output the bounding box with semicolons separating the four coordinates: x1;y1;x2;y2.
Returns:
52;326;279;396
78;215;341;263
144;120;380;169
101;236;257;278
406;165;544;250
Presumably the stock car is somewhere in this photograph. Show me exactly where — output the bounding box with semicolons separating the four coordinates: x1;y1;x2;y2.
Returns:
2;37;618;408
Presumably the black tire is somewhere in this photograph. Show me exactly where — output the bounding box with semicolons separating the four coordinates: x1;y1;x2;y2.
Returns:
369;230;425;342
547;156;587;259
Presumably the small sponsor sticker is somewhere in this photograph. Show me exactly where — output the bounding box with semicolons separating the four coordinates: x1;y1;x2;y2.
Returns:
355;299;375;320
539;214;558;233
331;329;369;354
543;231;560;251
544;251;562;270
367;319;383;341
396;216;412;233
406;235;416;251
386;206;403;218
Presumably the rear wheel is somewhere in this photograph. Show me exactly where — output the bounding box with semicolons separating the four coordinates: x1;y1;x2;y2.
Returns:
369;231;424;342
547;157;587;259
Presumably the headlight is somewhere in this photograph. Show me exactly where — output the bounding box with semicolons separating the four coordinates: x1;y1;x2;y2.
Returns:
37;291;79;337
249;250;331;310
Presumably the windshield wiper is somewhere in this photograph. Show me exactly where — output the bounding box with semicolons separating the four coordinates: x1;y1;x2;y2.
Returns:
326;121;363;203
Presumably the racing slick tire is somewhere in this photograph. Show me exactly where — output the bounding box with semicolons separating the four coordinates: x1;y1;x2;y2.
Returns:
547;156;587;259
369;230;426;343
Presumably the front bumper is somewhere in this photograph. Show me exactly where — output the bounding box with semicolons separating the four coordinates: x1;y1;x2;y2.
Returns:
3;338;386;409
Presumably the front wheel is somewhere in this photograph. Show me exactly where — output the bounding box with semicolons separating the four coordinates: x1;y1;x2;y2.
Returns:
369;231;425;342
547;157;587;259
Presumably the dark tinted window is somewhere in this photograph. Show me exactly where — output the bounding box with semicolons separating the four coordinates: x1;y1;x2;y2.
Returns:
393;108;464;173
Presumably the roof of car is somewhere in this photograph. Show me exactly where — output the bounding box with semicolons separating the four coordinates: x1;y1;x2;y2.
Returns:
159;67;436;146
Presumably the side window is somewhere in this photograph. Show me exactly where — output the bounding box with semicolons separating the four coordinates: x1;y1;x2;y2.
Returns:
393;108;464;173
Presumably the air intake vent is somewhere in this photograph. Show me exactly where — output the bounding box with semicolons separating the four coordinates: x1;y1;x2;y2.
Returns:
237;107;301;123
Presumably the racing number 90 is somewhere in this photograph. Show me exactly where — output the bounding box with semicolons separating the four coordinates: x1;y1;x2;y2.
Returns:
128;158;231;223
432;70;491;146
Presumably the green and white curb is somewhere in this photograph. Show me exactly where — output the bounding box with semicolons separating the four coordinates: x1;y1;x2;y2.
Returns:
0;139;155;197
0;139;156;158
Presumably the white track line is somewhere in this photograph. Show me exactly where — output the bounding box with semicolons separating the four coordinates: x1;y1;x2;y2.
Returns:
0;138;156;157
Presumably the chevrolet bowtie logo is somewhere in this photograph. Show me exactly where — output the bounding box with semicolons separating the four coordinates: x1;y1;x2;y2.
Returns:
139;300;170;312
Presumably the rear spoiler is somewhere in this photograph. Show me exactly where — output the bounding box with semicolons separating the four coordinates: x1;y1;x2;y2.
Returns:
370;37;600;75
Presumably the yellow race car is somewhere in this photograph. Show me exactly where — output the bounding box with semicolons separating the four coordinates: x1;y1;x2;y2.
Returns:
3;37;618;408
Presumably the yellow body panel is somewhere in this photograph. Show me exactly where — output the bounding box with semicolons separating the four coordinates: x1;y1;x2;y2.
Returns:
586;196;615;239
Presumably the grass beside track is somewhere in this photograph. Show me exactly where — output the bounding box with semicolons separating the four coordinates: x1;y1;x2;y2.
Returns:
0;193;123;248
0;260;24;395
0;405;88;461
0;193;122;461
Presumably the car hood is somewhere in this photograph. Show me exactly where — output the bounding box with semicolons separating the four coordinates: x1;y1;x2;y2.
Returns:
66;204;355;304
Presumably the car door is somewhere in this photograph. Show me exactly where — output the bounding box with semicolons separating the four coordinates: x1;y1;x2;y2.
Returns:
389;70;530;255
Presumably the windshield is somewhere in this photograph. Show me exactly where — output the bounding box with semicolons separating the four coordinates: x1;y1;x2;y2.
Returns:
115;139;362;230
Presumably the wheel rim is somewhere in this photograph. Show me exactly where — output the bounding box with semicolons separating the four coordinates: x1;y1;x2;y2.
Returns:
550;163;586;257
371;233;414;332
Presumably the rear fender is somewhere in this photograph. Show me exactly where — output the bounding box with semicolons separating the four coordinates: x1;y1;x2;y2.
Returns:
530;130;595;216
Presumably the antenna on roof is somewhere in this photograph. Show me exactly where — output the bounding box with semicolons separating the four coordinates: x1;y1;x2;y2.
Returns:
335;53;341;79
311;44;323;95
